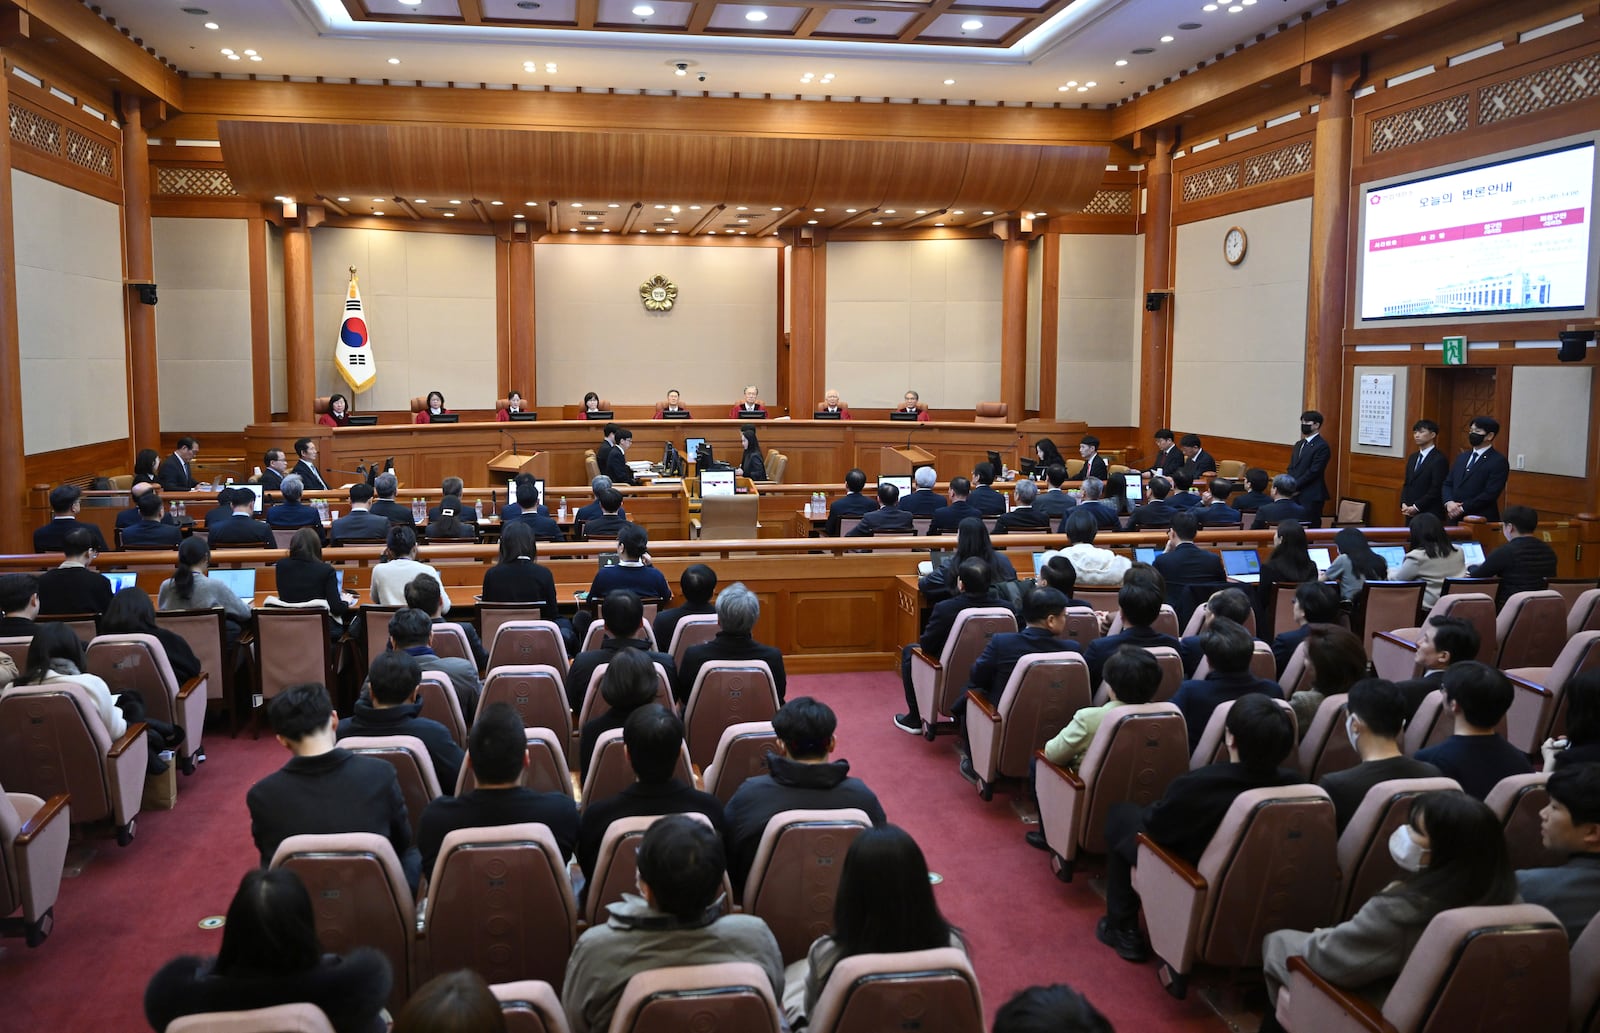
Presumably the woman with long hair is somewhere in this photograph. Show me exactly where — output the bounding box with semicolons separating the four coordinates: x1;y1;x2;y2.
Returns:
788;825;965;1026
158;538;252;631
133;448;161;486
1544;669;1600;770
1033;438;1064;475
424;495;477;542
1259;790;1516;1031
1324;526;1389;601
1259;519;1318;585
102;586;201;683
144;868;391;1032
576;648;660;782
1389;512;1465;608
274;526;354;618
1290;625;1372;737
1104;472;1133;518
917;517;1019;605
10;622;126;739
738;424;768;481
582;391;603;416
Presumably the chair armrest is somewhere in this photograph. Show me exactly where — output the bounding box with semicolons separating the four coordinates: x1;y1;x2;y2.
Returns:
1286;956;1393;1033
967;690;1000;723
1508;674;1550;699
177;673;207;700
15;793;70;846
1135;832;1207;890
1035;750;1084;791
910;647;941;671
108;722;148;758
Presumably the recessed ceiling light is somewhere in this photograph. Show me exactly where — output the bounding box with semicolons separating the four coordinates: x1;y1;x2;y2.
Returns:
807;219;818;224
853;15;875;23
739;231;748;235
249;55;262;61
372;211;384;216
664;217;674;222
1242;0;1256;4
372;197;385;203
632;3;654;13
672;230;680;234
735;205;747;210
1058;86;1069;92
935;222;945;227
982;210;994;215
414;198;427;203
399;0;423;5
1066;80;1078;87
944;79;956;85
449;199;462;205
442;212;455;217
674;65;687;76
387;57;400;64
961;19;983;30
573;202;585;207
1077;86;1088;92
587;215;598;221
526;201;537;206
546;64;557;72
1203;2;1217;8
243;49;256;55
745;10;768;21
738;218;749;224
916;210;928;215
490;200;503;206
609;203;621;208
1085;81;1097;87
846;208;857;213
885;209;896;214
514;213;524;219
771;206;783;211
336;196;350;203
871;220;883;226
226;53;240;60
1115;59;1128;65
603;229;611;233
1160;35;1174;43
220;48;234;55
204;22;219;30
952;210;964;215
689;205;701;210
1227;3;1241;10
814;208;825;212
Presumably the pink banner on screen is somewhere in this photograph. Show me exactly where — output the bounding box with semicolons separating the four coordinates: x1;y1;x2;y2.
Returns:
1368;207;1586;251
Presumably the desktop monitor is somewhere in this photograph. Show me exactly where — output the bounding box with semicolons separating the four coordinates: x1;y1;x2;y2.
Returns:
345;415;379;426
1459;541;1486;567
509;411;539;422
813;411;842;420
661;410;690;420
1309;547;1333;573
210;567;257;601
428;414;460;424
701;470;736;497
1371;545;1406;569
506;478;546;507
1135;546;1159;565
890;411;920;422
1221;549;1262;580
685;437;706;462
986;450;1003;471
584;410;614;421
879;475;912;497
102;571;138;593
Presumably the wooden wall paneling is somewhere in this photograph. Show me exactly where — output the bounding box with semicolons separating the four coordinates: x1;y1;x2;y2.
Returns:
121;97;159;451
247;217;273;424
2;0;183;107
722;135;821;204
1193;434;1294;479
1038;230;1060;419
0;60;27;551
999;224;1029;420
1358;0;1592;95
1018;145;1116;213
1138;129;1175;439
281;217;317;423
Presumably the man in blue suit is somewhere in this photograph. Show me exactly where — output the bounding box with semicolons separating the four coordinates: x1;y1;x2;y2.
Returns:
823;468;879;536
1441;415;1510;524
929;476;979;535
1170;617;1283;751
1083;582;1184;686
1129;477;1178;531
1152;512;1226;616
264;474;325;543
968;463;1007;516
1196;479;1243;527
122;490;184;549
1286;410;1331;520
894;558;1004;735
899;466;944;518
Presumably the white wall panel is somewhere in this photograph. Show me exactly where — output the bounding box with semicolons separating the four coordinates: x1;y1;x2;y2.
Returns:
153;217;253;433
1056;233;1140;426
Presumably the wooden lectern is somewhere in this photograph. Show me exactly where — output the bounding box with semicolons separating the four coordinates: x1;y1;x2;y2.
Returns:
487;449;550;481
880;445;936;477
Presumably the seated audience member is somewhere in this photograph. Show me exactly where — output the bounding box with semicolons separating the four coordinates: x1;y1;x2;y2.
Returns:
368;472;412;525
1272;580;1342;675
1516;763;1600;942
414;389;450;424
1046;509;1131;587
653;389;689;418
824;469;880;537
388;605;481;721
1035;554;1094;609
496;390;528;421
1171;617;1283;751
509;480;564;541
724;696;887;894
582;487;631;540
102;586;201;684
601;426;638;487
1033;463;1075;522
729;384;767;418
1413;661;1533;799
208;487;277;547
994;479;1052;534
1250;474;1309;530
329;483;390;544
9;622;126;740
787;825;965;1028
199;487;235;529
1318;678;1442;833
1258;791;1515;1033
1197;478;1243;526
157;437;201;492
576;648;661;783
143;868;391;1033
928;476;978;535
123;489;184;549
991;984;1114;1033
38;529;114;617
652;563;718;649
899;465;944;517
577;704;725;883
968;463;1006;516
1077;435;1110;483
1179;434;1217;475
275;527;357;623
586;525;671;608
1234;469;1272;513
1167;467;1204;510
1083;581;1182;686
562;815;783;1033
1177;587;1255;674
1468;504;1559;607
479;521;562;626
896;559;997;735
1069;476;1121;531
290;437;328;491
1098;695;1301;962
371;525;451;612
34;484;109;553
1545;671;1600;770
0;573;41;636
393;971;501;1033
918;517;1019;605
424;494;476;543
257;448;287;494
416;701;579;879
425;477;476;529
340;649;463;795
1388;512;1465;609
1392;614;1479;721
405;574;487;671
246;682;422;888
158;538;252;632
264;475;324;543
1326;526;1389;601
1289;624;1372;737
1129;476;1177;531
678;582;786;704
575;475;625;524
846;481;914;536
738;424;768;481
565;590;680;710
1148;428;1182;478
1153;512;1225;608
502;472;553;521
116;482;171;531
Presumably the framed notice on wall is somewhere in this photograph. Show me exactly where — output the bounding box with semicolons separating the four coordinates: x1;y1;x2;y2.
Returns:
1358;374;1394;447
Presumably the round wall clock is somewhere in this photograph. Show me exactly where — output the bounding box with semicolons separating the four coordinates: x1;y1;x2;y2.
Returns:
1223;226;1247;266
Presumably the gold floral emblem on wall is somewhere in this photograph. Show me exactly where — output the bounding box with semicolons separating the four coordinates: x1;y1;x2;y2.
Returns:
640;275;678;312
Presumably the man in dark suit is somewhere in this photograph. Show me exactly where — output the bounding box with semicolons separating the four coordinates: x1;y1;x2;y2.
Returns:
1152;513;1225;613
1129;476;1177;531
1148;428;1183;478
199;487;237;528
265;475;325;543
1233;468;1272;514
575;475;626;525
729;385;767;419
565;590;681;710
652;563;718;651
426;477;479;533
1033;463;1076;522
928;476;979;535
209;490;277;548
1097;695;1301;961
330;483;392;544
368;472;413;525
1170;618;1283;750
1069;477;1121;531
259;448;288;494
122;490;184;549
894;559;1001;735
1271;581;1342;675
156;437;200;492
1319;678;1441;834
1515;764;1600;943
1179;434;1217;475
582;487;632;540
1078;435;1110;483
602;427;639;487
1392;615;1479;721
823;468;879;536
37;529;113;617
1083;582;1185;686
1250;474;1310;530
1413;661;1533;800
1286;410;1331;520
1441;415;1510;524
1469;504;1559;607
846;482;914;537
1399;418;1448;523
968;463;1006;516
0;573;41;638
1167;467;1204;510
508;481;564;541
899;466;944;518
247;683;422;889
1196;479;1243;526
993;479;1051;534
33;484;109;553
291;437;329;491
338;650;465;796
404;574;488;673
679;583;787;704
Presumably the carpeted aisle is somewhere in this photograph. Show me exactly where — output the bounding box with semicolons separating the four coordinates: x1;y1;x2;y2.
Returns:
0;674;1232;1031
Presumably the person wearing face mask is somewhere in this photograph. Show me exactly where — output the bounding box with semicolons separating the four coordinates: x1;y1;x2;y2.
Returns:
1285;410;1330;520
1316;678;1441;834
1258;790;1516;1032
1440;415;1509;523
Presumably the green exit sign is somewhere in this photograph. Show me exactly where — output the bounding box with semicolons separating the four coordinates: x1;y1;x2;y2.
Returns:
1442;336;1467;365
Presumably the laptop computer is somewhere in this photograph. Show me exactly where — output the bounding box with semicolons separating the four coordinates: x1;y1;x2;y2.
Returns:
1033;551;1050;577
103;571;138;593
209;567;257;603
1221;548;1263;583
1135;546;1159;565
1309;547;1333;574
597;553;620;570
1372;544;1406;569
701;470;736;497
1459;541;1485;567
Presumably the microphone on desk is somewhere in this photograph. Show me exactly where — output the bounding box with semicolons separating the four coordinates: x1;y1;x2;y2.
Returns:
499;428;522;456
905;419;924;452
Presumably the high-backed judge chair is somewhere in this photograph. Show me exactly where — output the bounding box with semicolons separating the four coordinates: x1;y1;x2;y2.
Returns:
974;402;1009;423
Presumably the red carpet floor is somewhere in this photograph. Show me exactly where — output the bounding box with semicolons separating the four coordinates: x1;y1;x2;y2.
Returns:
0;672;1233;1031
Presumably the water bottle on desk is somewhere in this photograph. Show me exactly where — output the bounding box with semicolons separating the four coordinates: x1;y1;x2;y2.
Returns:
474;499;484;522
559;496;568;521
412;497;425;523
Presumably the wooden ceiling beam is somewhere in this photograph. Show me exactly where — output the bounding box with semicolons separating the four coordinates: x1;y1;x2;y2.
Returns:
620;203;644;235
688;203;726;235
0;0;182;108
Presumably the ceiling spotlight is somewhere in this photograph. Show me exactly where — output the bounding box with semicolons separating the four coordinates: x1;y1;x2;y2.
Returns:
674;63;688;76
336;196;351;203
807;219;818;224
745;10;768;21
513;213;524;219
449;199;462;205
885;209;896;214
1086;81;1097;87
664;217;674;222
1058;86;1069;92
490;200;504;206
734;205;746;211
1242;0;1256;4
587;215;598;220
372;197;385;203
1202;2;1217;7
1077;86;1088;92
243;49;256;55
387;57;400;64
442;212;455;218
738;218;749;224
961;19;983;30
846;208;858;213
1115;59;1128;65
399;0;423;5
546;64;557;72
249;55;262;61
916;210;928;215
982;210;995;215
632;3;654;13
871;220;883;226
372;211;385;216
524;62;536;71
935;222;945;226
526;201;537;206
226;53;240;60
1066;80;1078;87
689;205;701;210
814;208;825;212
853;15;876;23
771;206;783;211
951;210;964;215
654;204;666;209
220;48;234;55
1227;4;1241;10
944;79;956;85
204;21;219;29
1160;35;1174;42
572;202;585;207
609;203;621;208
